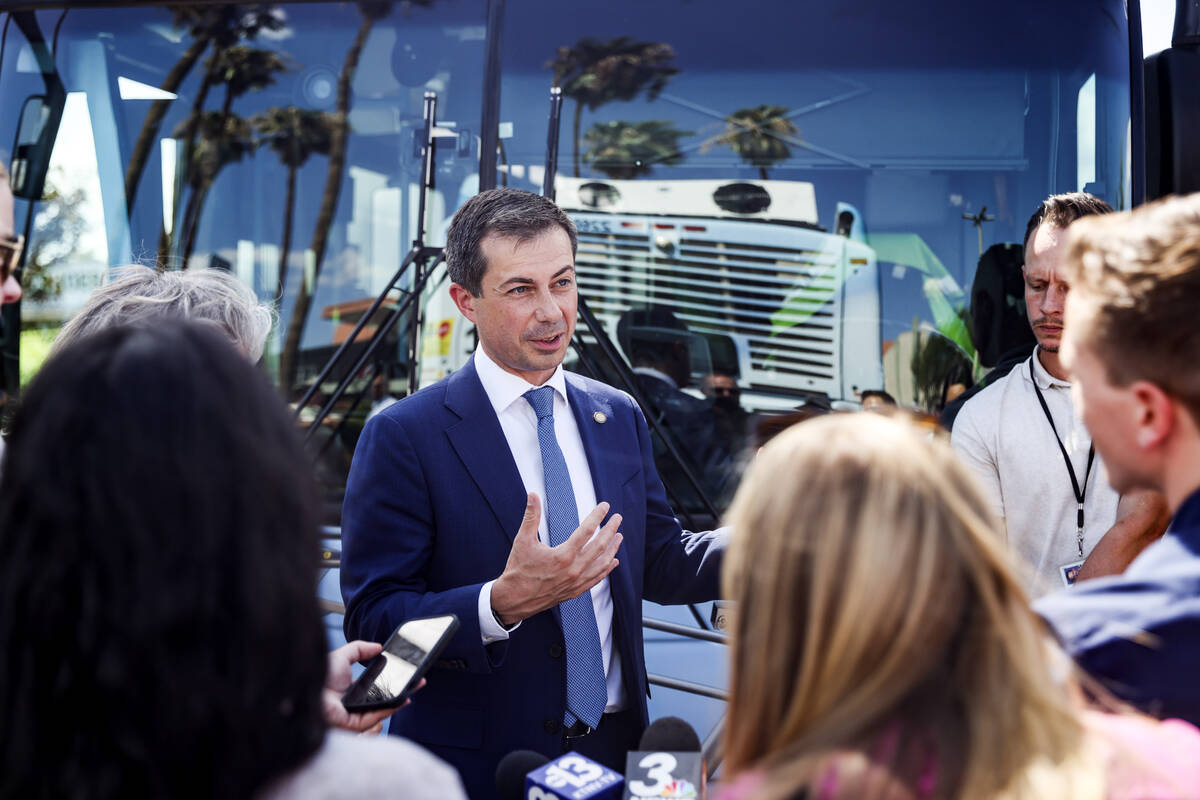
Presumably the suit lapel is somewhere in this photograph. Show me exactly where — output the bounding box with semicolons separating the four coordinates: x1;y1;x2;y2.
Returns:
444;359;527;544
566;376;639;630
565;375;620;513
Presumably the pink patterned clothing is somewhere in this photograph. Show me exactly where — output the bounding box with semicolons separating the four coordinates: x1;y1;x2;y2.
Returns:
714;712;1200;800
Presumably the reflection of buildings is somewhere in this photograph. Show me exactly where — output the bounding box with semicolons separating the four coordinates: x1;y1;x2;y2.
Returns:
321;295;403;345
284;295;408;388
882;332;921;408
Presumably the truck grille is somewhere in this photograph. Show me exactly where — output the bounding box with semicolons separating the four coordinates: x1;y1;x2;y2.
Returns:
571;220;845;392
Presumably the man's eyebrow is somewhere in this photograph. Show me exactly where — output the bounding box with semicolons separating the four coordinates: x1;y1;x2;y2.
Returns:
495;266;575;289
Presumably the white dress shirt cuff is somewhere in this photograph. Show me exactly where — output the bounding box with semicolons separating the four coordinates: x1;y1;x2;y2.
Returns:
479;580;521;643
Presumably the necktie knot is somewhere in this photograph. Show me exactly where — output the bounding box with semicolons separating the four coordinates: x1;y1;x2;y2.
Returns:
523;386;555;420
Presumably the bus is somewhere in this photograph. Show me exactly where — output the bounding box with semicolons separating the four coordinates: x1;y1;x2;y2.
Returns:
0;0;1194;741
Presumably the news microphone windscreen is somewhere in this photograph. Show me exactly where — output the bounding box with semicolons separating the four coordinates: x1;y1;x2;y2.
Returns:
638;716;701;752
527;751;624;799
495;750;550;800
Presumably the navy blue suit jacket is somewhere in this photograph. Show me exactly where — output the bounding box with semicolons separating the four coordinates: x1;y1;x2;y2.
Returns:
340;358;724;798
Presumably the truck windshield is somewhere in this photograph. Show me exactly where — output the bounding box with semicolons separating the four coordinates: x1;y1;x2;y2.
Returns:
0;0;1131;521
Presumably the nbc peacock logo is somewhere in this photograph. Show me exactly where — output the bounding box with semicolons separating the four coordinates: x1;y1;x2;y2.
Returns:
657;779;697;798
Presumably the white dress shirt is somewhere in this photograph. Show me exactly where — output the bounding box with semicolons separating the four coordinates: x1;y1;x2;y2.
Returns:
473;347;627;712
952;347;1119;596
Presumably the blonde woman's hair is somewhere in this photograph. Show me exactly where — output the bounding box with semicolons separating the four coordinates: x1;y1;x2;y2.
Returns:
721;413;1103;800
53;266;274;362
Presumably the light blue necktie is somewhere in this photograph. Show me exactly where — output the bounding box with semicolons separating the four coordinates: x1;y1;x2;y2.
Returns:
523;386;607;729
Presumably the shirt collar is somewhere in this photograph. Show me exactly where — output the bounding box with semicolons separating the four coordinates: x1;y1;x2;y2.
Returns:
1171;487;1200;532
1028;346;1071;390
473;346;568;417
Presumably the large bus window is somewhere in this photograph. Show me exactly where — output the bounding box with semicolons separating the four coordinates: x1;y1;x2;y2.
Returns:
0;0;1134;525
489;0;1130;517
0;4;489;519
19;91;109;381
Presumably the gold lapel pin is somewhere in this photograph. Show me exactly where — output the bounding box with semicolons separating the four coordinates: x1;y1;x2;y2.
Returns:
593;411;607;424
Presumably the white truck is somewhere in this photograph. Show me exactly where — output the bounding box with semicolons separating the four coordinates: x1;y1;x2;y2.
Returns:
420;176;884;410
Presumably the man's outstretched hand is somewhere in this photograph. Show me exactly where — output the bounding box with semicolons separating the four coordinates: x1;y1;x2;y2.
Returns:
490;494;622;626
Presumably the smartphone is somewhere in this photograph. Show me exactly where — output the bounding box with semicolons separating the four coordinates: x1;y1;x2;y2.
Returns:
341;613;459;712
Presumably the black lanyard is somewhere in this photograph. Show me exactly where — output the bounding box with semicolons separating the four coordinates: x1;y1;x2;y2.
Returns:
1030;358;1095;557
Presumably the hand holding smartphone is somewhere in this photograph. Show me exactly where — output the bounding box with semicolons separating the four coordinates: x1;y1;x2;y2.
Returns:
340;614;459;713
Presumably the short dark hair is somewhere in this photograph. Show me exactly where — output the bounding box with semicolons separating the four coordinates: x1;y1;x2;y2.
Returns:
616;305;689;367
1023;192;1114;249
444;188;578;296
0;321;327;798
860;389;896;406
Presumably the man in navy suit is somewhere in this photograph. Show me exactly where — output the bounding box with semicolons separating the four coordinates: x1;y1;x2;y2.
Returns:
340;188;725;798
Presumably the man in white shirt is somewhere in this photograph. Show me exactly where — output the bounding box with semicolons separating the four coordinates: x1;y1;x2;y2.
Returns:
953;193;1168;596
340;189;725;799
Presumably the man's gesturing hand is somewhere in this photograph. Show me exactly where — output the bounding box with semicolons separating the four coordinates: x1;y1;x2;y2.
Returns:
490;494;622;626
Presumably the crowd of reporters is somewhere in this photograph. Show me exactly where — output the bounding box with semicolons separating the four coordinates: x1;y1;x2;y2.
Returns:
3;191;1200;799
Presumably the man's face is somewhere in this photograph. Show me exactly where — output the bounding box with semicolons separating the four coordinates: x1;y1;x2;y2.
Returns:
702;374;736;399
1023;222;1069;352
702;374;740;410
0;174;20;306
450;227;576;386
1062;295;1149;493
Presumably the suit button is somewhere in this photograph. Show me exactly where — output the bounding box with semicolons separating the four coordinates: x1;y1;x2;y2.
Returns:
548;643;563;659
544;719;560;734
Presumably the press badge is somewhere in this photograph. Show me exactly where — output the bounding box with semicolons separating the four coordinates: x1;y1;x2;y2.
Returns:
1059;560;1085;587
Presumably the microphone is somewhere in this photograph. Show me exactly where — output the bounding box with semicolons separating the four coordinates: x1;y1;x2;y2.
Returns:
623;717;705;799
495;751;550;800
524;751;624;800
637;716;702;752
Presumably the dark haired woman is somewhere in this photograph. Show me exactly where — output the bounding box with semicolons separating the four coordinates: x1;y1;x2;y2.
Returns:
0;321;465;799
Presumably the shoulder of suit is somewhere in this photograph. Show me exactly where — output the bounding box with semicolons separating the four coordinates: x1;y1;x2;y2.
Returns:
565;370;636;408
372;374;451;425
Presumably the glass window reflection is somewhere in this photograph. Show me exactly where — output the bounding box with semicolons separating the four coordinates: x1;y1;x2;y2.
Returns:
495;0;1130;519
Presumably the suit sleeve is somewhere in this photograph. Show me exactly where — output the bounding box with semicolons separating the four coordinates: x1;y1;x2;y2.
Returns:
340;412;506;673
625;396;727;604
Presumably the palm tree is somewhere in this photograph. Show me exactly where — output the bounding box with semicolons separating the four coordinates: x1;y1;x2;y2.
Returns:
582;119;691;179
173;110;256;266
252;106;337;300
707;104;798;180
546;36;679;177
278;1;396;390
125;6;285;220
173;45;289;265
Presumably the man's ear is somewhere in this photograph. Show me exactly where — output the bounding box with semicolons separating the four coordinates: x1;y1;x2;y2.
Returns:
449;283;476;323
1132;380;1175;450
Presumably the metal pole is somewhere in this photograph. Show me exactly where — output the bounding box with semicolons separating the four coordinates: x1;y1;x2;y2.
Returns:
314;359;381;462
304;251;445;443
647;674;727;702
576;296;721;521
293;247;421;418
642;616;728;645
701;714;724;778
543;86;563;200
415;92;437;248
